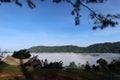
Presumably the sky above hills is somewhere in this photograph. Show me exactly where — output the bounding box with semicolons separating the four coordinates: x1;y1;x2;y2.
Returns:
0;0;120;51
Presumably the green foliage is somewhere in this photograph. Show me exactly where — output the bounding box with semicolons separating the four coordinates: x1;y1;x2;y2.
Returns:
84;42;120;53
97;58;108;70
68;61;77;69
28;45;83;53
28;42;120;53
12;49;31;59
0;59;120;80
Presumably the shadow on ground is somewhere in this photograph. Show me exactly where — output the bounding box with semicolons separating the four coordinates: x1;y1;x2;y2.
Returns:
19;59;33;80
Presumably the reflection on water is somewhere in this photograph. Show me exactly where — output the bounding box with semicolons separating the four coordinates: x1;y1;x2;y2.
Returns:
30;53;120;66
4;53;120;66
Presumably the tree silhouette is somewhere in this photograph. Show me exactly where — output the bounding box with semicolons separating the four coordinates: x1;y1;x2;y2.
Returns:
0;0;120;30
12;49;31;59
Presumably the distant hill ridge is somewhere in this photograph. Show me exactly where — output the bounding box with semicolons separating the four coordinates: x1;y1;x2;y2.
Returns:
28;42;120;53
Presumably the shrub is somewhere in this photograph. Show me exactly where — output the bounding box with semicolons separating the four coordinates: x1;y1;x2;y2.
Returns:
97;58;108;70
84;61;91;71
68;61;77;69
108;59;120;72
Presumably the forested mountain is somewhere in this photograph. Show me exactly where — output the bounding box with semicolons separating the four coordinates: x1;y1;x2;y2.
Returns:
28;42;120;53
28;45;83;53
84;42;120;53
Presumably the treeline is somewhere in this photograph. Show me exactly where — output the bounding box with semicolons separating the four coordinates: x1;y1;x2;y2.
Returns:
28;42;120;53
84;42;120;53
67;58;120;73
28;45;83;53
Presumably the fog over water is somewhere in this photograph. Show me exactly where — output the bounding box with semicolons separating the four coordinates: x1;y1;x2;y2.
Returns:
30;53;120;66
3;53;120;66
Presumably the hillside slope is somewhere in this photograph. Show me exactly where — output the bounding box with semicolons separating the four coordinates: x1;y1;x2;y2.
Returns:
28;42;120;53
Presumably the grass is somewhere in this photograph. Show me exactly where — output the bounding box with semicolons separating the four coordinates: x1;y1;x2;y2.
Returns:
0;62;22;74
0;62;120;80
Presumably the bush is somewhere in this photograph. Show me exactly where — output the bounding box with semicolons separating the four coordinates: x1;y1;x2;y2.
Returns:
97;58;108;70
68;61;77;69
84;61;91;71
108;59;120;72
44;61;63;69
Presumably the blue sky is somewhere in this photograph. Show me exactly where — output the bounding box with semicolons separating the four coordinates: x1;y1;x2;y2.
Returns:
0;0;120;51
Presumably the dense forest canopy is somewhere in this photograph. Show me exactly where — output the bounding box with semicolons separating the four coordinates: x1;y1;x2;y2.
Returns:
28;42;120;53
0;0;120;29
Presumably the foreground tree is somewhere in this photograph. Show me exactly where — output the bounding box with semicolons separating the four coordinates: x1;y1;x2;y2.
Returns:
97;58;108;70
0;0;120;30
12;49;31;59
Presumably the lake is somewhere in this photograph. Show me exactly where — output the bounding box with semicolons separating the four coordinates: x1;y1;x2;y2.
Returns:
29;53;120;66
